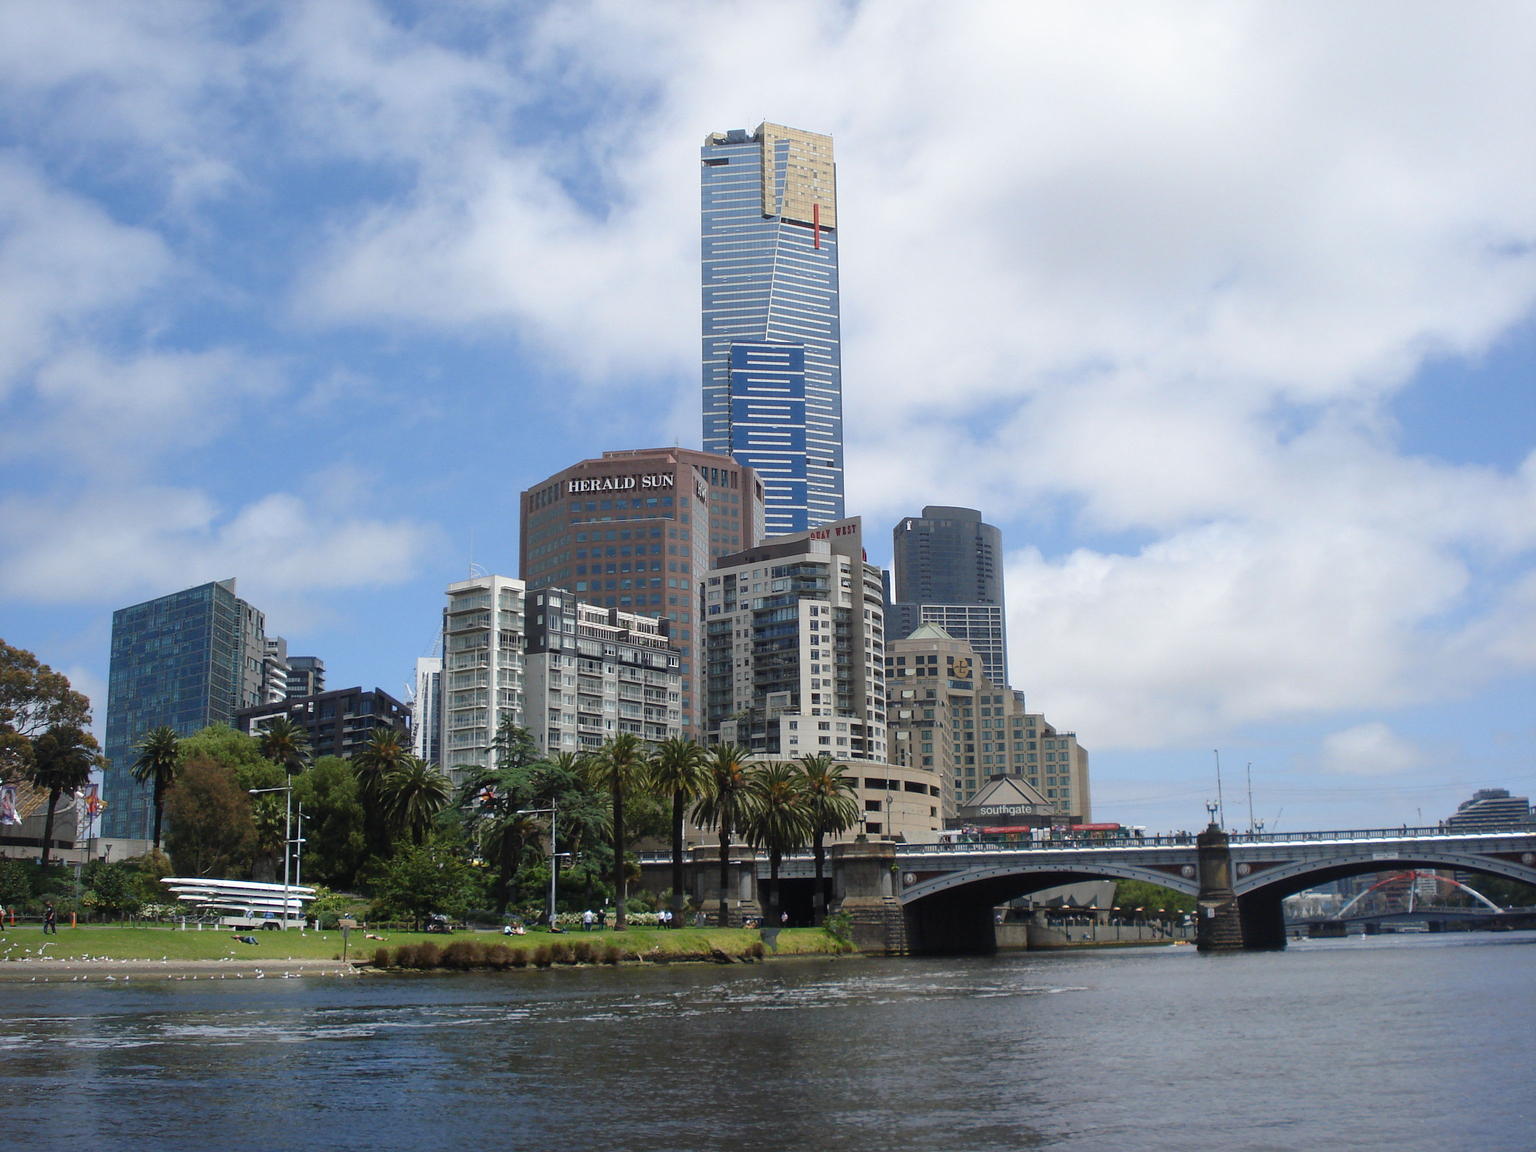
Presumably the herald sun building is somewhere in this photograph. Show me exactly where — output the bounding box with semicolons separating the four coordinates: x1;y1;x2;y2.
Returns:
520;447;766;737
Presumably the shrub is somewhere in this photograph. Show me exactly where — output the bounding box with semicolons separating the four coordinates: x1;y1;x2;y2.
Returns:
602;944;624;965
824;911;854;945
372;947;391;968
441;941;481;970
533;944;553;968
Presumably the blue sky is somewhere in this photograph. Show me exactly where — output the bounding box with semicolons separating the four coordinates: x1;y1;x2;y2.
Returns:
1;1;1532;833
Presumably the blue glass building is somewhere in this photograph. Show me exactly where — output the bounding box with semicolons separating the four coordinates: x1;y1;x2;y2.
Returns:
102;579;268;840
701;122;843;535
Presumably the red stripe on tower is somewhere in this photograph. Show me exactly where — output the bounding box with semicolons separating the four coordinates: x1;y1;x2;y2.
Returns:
813;202;820;249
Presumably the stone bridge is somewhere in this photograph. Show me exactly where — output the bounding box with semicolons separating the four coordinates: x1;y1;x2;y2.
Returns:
660;826;1536;954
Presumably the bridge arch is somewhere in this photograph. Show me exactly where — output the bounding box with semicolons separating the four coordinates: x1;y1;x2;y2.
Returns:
898;861;1197;955
1234;849;1536;900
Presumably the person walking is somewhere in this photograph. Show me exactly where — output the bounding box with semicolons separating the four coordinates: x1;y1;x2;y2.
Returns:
582;909;595;932
43;902;58;934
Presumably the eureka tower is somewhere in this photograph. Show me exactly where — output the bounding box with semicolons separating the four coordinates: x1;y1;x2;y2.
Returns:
701;122;843;535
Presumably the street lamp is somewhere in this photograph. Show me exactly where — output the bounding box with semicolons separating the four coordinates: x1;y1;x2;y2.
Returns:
249;785;299;929
517;803;559;930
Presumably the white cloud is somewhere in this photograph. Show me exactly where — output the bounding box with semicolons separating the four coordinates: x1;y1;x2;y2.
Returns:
11;347;285;479
0;484;442;606
0;157;173;394
1318;722;1424;777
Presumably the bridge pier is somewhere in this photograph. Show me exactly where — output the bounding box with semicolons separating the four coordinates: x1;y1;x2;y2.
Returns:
689;846;761;927
830;841;909;955
1196;824;1246;952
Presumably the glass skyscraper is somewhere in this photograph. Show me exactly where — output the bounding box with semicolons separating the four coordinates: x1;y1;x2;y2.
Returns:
102;579;268;840
888;507;1010;686
701;121;843;535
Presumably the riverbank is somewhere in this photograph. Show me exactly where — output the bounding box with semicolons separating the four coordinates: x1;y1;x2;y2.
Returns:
0;924;852;980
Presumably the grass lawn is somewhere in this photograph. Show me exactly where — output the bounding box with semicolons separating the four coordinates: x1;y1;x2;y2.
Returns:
0;924;851;964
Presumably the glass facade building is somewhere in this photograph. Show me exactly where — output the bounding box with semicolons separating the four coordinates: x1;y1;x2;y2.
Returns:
701;122;843;535
102;579;268;840
888;506;1010;686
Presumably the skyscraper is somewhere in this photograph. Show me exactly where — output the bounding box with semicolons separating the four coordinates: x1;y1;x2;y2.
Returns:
702;122;842;535
103;578;269;840
888;506;1009;686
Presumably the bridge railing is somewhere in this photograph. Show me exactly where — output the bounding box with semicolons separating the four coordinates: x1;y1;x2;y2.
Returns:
636;826;1536;865
888;826;1536;855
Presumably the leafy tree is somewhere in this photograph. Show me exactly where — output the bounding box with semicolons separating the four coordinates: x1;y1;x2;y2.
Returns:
0;858;33;911
164;757;257;877
742;761;813;925
130;848;174;908
1112;879;1195;917
798;753;860;923
179;725;272;780
650;736;709;922
130;726;181;850
254;714;311;777
368;836;476;927
693;742;754;926
30;724;100;866
0;639;92;777
294;756;367;889
80;860;143;920
584;732;651;930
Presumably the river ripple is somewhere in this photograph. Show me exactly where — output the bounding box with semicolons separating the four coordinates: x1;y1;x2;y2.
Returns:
4;931;1532;1151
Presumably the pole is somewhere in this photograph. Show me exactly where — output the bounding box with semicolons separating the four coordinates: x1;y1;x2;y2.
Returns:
548;805;557;930
1213;750;1226;831
294;803;305;927
282;786;292;929
1246;762;1255;835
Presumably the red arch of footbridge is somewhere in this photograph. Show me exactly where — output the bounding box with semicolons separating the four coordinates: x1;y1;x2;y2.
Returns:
899;859;1200;906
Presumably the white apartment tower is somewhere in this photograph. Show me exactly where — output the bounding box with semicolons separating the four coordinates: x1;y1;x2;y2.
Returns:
704;517;887;761
440;574;528;778
524;589;683;753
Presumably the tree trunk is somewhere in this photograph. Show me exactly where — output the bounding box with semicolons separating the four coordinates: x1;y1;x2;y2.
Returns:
717;825;732;927
768;850;782;926
40;786;61;867
152;780;165;850
612;784;627;930
812;830;827;925
670;791;687;922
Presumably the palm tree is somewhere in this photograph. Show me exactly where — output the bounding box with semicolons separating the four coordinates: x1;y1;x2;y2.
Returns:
692;742;753;927
30;725;99;867
649;736;708;923
742;760;813;927
798;752;860;923
380;755;451;845
255;714;311;776
353;727;411;855
584;732;651;931
130;726;181;850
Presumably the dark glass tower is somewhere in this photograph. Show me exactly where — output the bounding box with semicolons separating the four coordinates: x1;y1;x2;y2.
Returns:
889;506;1009;686
102;579;267;840
701;121;842;535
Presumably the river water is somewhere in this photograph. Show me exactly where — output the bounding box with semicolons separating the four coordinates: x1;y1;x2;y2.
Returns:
5;932;1531;1152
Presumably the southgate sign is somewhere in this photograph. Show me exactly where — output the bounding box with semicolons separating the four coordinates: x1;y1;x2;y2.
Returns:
568;473;676;495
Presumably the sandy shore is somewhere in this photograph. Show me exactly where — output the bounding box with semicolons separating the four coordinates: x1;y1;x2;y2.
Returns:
0;957;365;981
